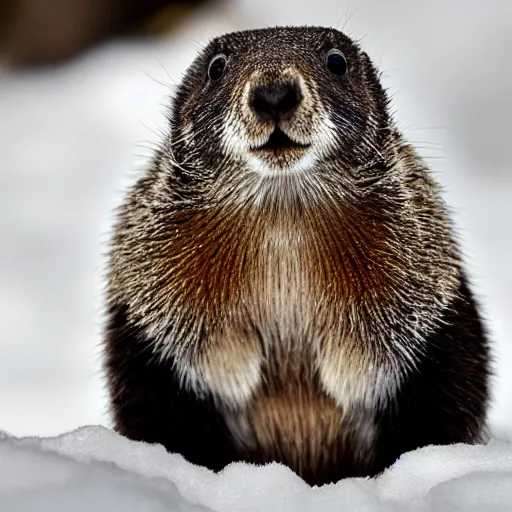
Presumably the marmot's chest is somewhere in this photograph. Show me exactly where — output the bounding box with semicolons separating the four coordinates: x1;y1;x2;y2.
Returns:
169;204;394;340
243;232;324;346
160;205;403;420
217;238;380;483
168;219;399;481
194;232;328;401
191;223;393;405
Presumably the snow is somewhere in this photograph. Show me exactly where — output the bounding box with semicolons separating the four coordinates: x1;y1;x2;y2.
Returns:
0;426;511;511
0;0;511;509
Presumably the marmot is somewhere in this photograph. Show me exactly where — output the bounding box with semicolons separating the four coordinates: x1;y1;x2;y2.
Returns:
103;26;490;486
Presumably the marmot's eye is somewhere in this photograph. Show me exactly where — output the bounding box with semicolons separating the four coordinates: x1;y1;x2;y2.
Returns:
326;49;347;76
208;54;227;81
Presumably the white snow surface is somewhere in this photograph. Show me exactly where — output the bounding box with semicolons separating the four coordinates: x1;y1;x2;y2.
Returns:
1;426;512;512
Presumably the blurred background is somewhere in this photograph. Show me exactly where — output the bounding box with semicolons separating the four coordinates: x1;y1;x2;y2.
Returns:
0;0;511;440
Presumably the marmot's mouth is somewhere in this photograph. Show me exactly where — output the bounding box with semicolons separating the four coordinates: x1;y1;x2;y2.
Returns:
255;127;310;152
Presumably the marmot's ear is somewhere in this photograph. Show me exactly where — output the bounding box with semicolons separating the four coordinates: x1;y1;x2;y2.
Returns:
359;51;374;71
359;51;384;84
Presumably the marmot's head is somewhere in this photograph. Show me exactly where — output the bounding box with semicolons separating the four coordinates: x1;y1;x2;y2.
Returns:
167;27;393;204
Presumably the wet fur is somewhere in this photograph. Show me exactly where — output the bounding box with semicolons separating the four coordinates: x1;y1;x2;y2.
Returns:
104;26;490;486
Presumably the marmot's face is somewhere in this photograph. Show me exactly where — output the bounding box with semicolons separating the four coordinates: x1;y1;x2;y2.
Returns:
170;27;390;195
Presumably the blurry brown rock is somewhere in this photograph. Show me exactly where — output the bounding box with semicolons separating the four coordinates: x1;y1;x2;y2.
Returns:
0;0;208;67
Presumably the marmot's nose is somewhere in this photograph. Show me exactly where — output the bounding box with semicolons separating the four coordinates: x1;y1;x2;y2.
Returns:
250;81;302;122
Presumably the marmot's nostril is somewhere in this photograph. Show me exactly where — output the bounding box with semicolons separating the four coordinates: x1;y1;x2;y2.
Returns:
251;81;302;122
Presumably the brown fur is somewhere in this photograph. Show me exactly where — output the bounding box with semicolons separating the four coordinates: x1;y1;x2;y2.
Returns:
226;344;377;485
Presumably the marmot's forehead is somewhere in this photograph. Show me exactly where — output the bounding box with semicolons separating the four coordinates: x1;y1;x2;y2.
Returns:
208;26;360;57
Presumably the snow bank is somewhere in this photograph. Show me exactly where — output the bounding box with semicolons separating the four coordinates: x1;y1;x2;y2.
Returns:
1;426;511;512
